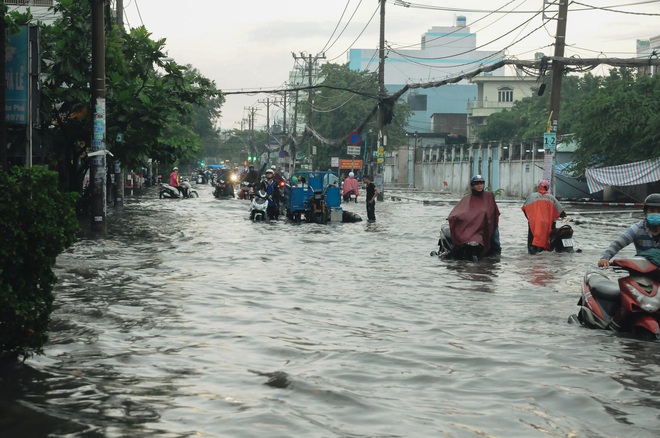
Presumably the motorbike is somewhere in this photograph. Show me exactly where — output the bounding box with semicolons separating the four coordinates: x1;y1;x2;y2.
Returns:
249;190;271;221
430;222;482;262
159;180;199;199
549;223;575;252
213;174;235;198
570;256;660;340
343;189;358;203
430;222;501;262
239;181;256;200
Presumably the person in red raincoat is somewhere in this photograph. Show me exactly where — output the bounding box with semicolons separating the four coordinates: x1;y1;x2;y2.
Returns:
521;179;566;254
448;175;501;259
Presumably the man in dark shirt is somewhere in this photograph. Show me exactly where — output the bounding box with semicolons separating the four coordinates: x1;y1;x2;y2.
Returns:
362;175;379;222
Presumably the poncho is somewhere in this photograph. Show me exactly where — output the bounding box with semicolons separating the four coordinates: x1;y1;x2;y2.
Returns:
448;190;500;257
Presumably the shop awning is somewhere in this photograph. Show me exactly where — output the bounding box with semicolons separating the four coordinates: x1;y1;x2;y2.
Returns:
585;158;660;193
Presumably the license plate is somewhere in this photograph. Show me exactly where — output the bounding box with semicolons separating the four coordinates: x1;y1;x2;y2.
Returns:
562;238;574;247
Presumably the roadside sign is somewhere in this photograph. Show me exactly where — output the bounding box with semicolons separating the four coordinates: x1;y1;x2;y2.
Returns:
544;132;556;152
347;131;362;145
331;157;339;167
339;159;363;170
347;145;361;156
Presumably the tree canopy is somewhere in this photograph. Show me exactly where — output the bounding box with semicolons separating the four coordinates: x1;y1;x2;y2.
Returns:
476;68;660;171
38;0;224;191
300;63;411;170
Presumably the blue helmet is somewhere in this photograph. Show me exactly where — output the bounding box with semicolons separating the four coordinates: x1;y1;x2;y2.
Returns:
470;175;485;185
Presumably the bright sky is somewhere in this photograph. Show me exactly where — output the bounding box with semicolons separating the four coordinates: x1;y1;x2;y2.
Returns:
121;0;660;132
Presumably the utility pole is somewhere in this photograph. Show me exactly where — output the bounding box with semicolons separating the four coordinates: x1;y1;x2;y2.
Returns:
116;0;124;30
0;6;7;171
376;0;386;200
292;52;325;169
90;0;107;234
544;0;569;191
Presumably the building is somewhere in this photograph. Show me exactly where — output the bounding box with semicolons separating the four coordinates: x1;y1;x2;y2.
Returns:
636;35;660;76
349;17;503;134
466;75;538;143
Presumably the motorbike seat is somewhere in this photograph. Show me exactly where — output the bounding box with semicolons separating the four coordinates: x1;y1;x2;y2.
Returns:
588;275;621;302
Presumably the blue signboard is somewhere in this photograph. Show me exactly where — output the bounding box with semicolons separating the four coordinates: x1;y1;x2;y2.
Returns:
5;26;29;125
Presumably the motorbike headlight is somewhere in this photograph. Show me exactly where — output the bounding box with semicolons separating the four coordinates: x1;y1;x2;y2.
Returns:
625;283;660;312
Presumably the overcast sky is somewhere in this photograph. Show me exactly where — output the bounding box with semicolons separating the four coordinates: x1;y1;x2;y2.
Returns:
121;0;660;131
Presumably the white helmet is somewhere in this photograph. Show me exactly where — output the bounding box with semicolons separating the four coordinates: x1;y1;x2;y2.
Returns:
271;165;276;170
265;169;274;175
173;167;179;171
349;172;354;177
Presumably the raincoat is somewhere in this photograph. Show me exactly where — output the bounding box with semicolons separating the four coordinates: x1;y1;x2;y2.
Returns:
521;188;565;251
448;190;500;257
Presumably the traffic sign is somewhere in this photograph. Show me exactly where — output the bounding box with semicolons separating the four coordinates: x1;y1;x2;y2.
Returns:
347;131;362;145
544;132;556;152
347;145;360;156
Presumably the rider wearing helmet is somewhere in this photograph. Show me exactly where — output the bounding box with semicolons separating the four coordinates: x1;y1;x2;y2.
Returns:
598;193;660;268
447;175;501;259
241;164;260;186
521;179;567;254
342;171;359;201
169;166;188;197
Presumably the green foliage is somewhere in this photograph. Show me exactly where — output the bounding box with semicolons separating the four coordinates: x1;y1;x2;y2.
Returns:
306;63;411;168
476;68;660;172
38;0;223;192
571;70;660;170
0;167;79;360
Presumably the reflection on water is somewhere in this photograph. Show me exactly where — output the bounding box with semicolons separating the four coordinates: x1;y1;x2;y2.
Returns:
1;188;658;437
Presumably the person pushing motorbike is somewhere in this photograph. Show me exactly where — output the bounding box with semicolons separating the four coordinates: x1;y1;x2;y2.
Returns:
447;175;501;259
598;193;660;268
521;179;567;254
259;168;281;219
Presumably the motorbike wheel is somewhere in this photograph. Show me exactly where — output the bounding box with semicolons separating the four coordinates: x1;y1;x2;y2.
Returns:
159;191;165;199
188;191;199;198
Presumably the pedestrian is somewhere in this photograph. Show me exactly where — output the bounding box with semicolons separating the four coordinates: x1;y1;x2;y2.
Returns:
362;175;378;221
521;179;567;254
597;193;660;268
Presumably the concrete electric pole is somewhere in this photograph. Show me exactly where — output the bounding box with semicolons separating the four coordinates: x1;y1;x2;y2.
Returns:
544;0;569;191
90;0;107;234
376;0;386;200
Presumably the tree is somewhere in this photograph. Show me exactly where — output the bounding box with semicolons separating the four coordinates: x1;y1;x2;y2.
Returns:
300;63;410;170
0;167;78;361
571;69;660;170
38;0;223;192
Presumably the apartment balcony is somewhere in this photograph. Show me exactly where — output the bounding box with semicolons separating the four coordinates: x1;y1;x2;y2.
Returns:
466;100;514;117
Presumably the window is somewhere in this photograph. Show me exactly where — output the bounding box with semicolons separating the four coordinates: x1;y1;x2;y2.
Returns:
408;93;427;111
498;87;513;103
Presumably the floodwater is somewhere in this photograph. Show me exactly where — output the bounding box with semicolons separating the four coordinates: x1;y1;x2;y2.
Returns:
2;185;659;437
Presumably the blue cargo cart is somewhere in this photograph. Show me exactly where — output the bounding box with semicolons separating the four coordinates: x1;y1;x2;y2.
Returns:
283;171;342;223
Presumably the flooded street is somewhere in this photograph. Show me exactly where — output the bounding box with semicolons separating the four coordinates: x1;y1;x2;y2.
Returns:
3;184;659;437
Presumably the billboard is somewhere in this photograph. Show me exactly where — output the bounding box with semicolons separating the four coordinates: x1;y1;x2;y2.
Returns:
5;26;29;124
